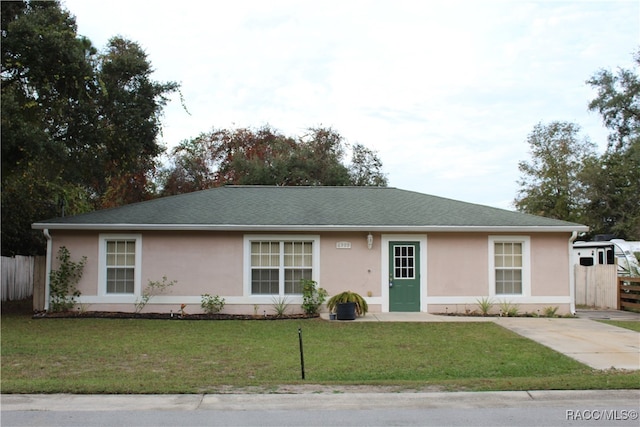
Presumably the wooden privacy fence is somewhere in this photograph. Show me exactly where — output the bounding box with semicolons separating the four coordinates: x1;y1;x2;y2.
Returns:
1;256;46;306
575;264;618;309
618;277;640;312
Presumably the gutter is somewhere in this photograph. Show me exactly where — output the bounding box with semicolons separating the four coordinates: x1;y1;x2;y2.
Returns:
43;229;52;312
568;231;579;315
32;223;590;233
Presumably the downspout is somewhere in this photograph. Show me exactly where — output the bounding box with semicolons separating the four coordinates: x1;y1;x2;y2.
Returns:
568;231;578;315
43;229;52;312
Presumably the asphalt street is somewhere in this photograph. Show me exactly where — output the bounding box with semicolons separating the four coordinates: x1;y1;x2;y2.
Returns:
2;390;639;427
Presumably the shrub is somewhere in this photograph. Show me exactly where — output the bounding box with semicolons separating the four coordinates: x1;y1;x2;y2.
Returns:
201;294;225;314
271;296;289;317
301;279;328;315
543;306;559;318
49;246;86;312
134;276;176;313
499;300;519;317
475;297;494;316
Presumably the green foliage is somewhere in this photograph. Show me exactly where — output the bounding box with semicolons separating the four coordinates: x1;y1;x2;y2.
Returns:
3;317;639;393
513;51;639;240
349;143;388;186
587;50;640;151
159;125;388;196
1;170;93;255
1;1;180;255
326;291;369;316
475;297;494;316
580;50;640;240
134;276;176;313
514;121;595;223
498;300;519;317
580;141;640;240
598;320;640;333
271;296;289;317
93;36;180;209
200;294;225;314
300;279;328;315
543;306;559;318
49;246;86;312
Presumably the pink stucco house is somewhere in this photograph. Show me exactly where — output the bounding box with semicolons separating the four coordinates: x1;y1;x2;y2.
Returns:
32;186;588;315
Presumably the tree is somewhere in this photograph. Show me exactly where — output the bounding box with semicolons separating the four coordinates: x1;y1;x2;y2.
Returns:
159;126;387;195
1;1;179;255
93;37;179;208
581;50;640;239
349;143;388;186
580;145;640;239
587;50;640;151
1;1;97;255
514;122;596;223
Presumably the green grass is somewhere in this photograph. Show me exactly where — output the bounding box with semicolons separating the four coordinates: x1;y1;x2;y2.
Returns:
598;320;640;332
1;313;638;393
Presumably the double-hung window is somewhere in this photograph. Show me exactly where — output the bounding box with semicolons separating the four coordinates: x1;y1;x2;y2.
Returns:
489;236;530;297
99;234;142;296
246;235;319;296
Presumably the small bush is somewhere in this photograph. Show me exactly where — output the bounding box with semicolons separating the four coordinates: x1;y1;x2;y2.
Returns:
201;294;225;314
49;247;86;312
271;296;289;317
475;297;494;316
543;306;559;318
134;276;176;313
499;300;519;317
301;279;328;315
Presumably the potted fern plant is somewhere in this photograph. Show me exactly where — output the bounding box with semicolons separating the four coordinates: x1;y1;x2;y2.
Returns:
326;291;368;320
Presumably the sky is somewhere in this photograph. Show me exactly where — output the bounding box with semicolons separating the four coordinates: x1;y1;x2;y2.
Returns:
62;0;639;210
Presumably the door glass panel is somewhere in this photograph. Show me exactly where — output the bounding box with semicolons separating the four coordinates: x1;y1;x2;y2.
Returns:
393;245;415;279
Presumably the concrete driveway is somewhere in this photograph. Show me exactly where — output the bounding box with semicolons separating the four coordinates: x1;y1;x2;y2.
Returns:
322;310;640;370
496;317;639;370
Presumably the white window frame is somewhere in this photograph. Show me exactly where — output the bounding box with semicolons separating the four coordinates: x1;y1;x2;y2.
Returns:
98;234;142;297
488;236;531;298
243;235;320;298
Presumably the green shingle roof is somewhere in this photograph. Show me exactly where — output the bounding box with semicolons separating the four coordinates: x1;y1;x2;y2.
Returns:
32;186;587;232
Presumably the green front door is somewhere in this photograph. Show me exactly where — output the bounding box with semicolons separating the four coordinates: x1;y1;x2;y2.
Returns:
389;242;420;312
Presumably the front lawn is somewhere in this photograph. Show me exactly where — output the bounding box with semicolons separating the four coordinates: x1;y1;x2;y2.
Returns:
598;320;640;332
1;314;638;393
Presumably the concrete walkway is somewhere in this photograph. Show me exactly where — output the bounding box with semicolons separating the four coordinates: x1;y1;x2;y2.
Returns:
320;311;640;370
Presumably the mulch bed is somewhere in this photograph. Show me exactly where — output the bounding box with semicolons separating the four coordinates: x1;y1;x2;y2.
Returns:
436;312;571;318
32;311;320;320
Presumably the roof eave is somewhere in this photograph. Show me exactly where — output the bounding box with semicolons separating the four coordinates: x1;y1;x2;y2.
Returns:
32;223;589;233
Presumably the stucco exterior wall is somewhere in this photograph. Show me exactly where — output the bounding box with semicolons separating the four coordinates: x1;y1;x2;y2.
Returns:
141;231;243;296
319;232;381;298
530;233;571;296
43;229;574;315
426;233;488;297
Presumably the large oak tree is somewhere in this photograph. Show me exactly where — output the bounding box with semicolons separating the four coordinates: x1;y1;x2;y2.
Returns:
1;1;179;255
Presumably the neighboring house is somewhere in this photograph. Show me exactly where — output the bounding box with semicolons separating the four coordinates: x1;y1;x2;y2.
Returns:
32;186;588;315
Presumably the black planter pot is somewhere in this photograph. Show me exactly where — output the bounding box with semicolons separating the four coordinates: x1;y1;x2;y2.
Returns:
336;302;356;320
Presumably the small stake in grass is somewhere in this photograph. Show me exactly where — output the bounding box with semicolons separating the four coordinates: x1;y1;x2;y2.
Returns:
298;327;305;380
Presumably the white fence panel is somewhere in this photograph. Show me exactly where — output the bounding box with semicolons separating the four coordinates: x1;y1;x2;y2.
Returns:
575;264;618;309
1;256;35;301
